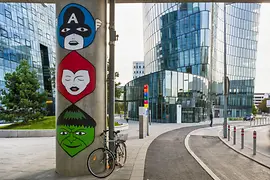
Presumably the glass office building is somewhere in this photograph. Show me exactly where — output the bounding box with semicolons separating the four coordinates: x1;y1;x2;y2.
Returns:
125;3;260;123
0;3;56;112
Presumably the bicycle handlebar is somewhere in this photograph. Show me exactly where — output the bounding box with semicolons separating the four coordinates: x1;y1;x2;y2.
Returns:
100;130;121;136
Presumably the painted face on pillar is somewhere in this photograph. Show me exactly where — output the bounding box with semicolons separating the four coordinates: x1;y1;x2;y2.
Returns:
57;3;102;51
60;7;91;50
57;51;96;104
62;70;90;95
57;104;96;157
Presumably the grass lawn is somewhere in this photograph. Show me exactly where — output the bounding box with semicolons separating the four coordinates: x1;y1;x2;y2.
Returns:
0;116;122;130
0;116;56;130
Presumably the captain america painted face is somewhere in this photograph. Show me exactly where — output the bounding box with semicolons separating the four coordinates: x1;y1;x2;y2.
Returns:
60;6;91;50
57;3;102;51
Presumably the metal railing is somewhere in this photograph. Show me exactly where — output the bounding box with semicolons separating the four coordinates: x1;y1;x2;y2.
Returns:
250;117;270;127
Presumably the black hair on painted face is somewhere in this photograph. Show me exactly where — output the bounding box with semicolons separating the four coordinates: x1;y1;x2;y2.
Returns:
57;104;96;127
60;6;91;38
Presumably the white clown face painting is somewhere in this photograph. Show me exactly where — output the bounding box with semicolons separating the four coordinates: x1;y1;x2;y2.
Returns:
62;70;90;95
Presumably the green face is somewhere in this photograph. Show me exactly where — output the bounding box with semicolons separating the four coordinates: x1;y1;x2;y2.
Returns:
57;125;95;157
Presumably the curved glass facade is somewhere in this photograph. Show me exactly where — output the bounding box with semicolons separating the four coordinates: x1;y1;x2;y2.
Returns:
125;3;260;122
0;3;56;94
144;3;211;78
211;3;260;117
125;70;208;123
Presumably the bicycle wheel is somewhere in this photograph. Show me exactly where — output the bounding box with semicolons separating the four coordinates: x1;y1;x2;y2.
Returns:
87;148;115;178
115;141;127;167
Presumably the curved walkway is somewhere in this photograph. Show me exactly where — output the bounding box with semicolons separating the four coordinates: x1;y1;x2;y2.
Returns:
144;125;212;180
189;135;270;180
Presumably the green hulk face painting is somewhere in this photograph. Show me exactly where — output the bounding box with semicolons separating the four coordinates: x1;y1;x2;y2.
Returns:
57;104;96;157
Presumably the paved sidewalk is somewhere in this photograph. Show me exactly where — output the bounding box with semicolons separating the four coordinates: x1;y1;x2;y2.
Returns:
189;135;270;180
219;124;270;168
0;118;222;180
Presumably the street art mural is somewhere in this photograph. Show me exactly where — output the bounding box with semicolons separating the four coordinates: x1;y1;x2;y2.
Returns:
57;3;102;50
57;104;96;157
56;3;100;158
57;51;96;104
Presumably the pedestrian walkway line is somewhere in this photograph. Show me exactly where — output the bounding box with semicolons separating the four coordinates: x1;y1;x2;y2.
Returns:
185;133;221;180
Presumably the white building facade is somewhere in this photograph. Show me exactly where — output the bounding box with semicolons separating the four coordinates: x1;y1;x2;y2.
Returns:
133;61;144;79
254;93;270;107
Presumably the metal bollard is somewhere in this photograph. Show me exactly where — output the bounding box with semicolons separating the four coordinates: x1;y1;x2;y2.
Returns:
233;126;236;145
241;128;244;149
228;125;230;141
253;131;256;155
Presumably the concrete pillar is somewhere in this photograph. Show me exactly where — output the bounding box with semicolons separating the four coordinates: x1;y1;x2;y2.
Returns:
139;107;147;139
55;0;106;176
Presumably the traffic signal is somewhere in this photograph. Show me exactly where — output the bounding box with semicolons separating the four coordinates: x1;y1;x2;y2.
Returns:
144;84;149;108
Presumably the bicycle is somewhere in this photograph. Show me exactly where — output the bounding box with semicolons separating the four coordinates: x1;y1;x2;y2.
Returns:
87;129;127;178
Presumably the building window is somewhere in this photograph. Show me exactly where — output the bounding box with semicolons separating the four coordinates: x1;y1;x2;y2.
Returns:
25;39;31;47
21;3;27;9
40;13;45;21
50;6;54;12
29;23;34;31
38;28;42;36
14;34;20;43
17;17;24;26
41;3;47;7
5;9;12;19
48;19;53;26
10;54;16;62
0;28;8;38
31;7;36;14
0;50;3;58
46;33;50;39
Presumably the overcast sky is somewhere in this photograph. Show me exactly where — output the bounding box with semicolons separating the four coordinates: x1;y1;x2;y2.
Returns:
114;3;270;93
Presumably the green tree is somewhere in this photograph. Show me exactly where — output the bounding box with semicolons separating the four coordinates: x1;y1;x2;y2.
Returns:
252;104;258;115
106;62;123;100
115;102;125;114
0;60;48;123
258;98;270;113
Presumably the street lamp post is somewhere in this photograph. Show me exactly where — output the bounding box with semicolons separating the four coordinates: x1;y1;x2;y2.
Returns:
223;3;229;138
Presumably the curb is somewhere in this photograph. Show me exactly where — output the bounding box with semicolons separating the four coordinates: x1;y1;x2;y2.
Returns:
218;130;270;169
0;124;130;138
185;132;220;180
0;129;55;138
